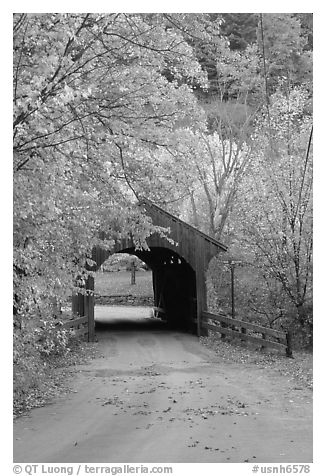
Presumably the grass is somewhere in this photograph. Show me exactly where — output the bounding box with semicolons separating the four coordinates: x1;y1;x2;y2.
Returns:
95;270;153;297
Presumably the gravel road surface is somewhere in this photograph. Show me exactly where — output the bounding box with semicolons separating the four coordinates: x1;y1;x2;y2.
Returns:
13;306;312;463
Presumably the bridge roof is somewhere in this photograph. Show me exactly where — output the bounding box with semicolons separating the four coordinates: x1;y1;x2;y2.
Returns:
93;199;227;271
140;199;227;252
138;199;227;271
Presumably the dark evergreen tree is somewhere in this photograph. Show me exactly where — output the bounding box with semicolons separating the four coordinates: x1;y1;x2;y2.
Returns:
294;13;313;50
220;13;259;50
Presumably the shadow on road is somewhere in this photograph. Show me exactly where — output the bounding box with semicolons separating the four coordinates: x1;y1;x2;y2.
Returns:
94;305;190;333
94;305;170;333
95;316;169;332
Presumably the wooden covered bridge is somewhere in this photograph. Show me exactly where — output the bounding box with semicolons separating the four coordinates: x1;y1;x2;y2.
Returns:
72;199;227;340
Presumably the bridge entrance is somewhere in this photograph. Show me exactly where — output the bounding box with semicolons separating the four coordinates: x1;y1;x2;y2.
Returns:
72;199;227;340
116;247;197;331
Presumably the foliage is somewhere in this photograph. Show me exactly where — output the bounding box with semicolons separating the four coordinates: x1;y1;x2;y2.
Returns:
161;39;264;238
14;313;73;413
175;129;252;240
159;13;226;94
34;321;70;356
169;14;313;349
13;13;210;404
219;86;313;345
13;330;48;402
100;253;148;272
257;14;313;95
14;332;101;417
13;13;207;321
294;13;313;50
146;42;264;232
220;13;259;51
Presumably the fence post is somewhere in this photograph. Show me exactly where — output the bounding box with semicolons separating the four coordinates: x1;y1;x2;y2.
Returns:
261;332;266;350
220;321;227;339
87;293;95;342
286;331;293;358
86;276;95;342
131;260;136;285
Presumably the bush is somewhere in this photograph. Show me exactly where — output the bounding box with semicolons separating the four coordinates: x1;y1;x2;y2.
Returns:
13;330;48;411
206;256;313;350
34;320;70;356
13;317;72;416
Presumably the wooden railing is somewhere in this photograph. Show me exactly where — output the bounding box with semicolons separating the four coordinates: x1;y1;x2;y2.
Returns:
61;316;89;338
201;311;292;357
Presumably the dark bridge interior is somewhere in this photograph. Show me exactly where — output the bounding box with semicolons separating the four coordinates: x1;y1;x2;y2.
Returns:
117;247;197;332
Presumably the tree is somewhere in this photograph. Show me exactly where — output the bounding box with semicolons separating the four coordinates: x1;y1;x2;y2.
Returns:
294;13;313;51
13;13;207;327
232;87;312;342
257;13;313;97
169;129;252;241
220;13;259;50
159;13;226;94
13;13;213;409
164;44;263;241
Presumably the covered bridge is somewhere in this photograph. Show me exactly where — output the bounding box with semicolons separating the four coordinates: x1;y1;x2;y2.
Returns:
72;199;227;340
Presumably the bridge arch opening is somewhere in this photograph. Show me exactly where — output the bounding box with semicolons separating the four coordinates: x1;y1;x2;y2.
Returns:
95;252;153;304
95;247;197;332
126;246;197;331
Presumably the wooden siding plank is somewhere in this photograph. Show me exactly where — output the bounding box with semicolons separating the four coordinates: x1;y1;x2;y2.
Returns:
195;235;207;336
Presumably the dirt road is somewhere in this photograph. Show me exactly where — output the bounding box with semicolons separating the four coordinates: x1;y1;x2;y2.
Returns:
14;306;312;463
